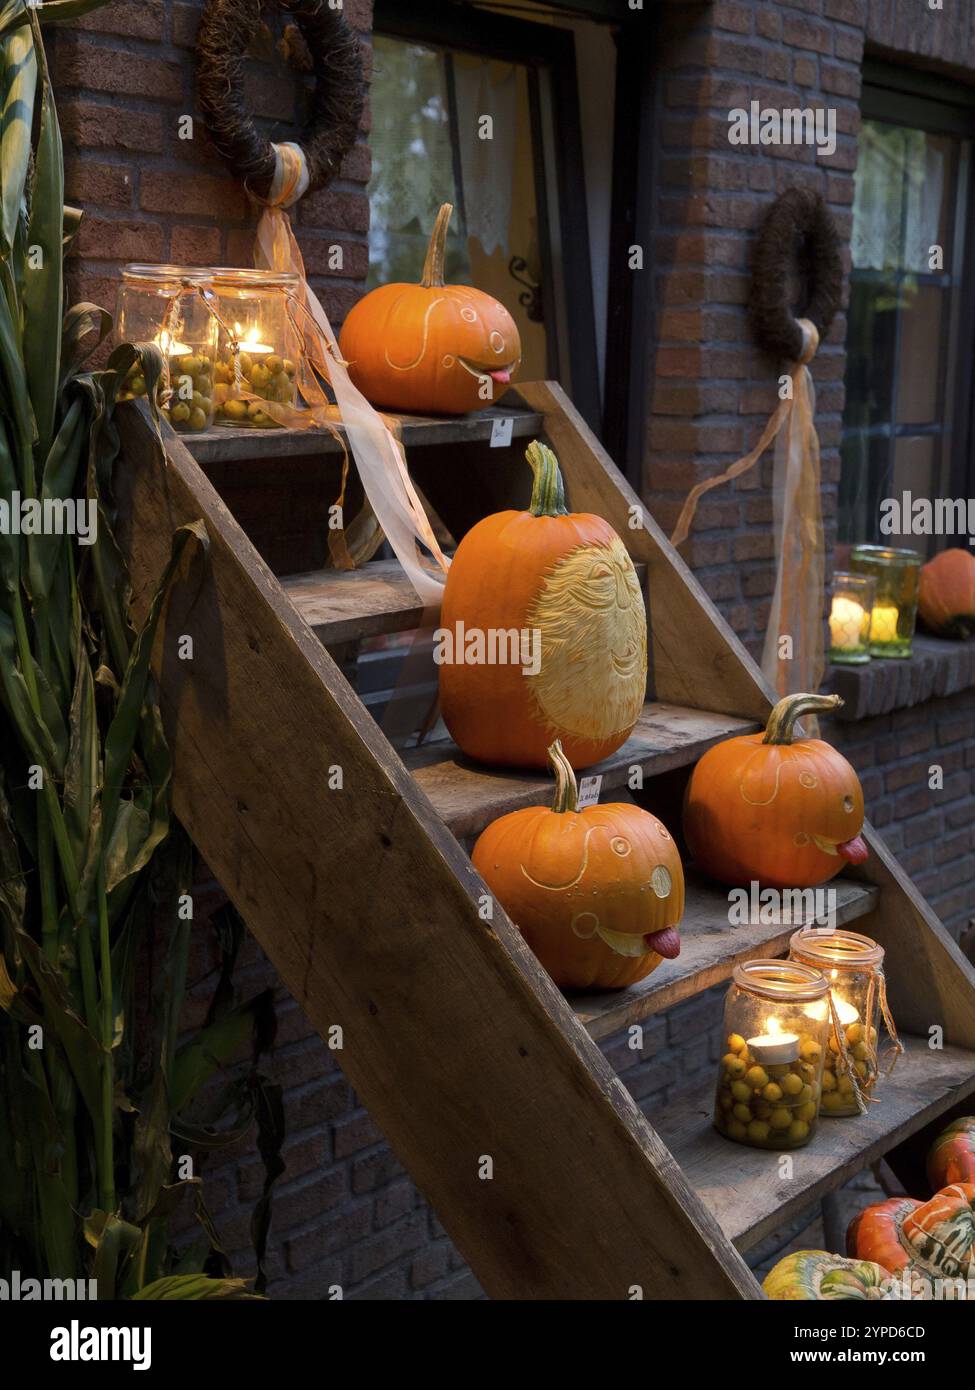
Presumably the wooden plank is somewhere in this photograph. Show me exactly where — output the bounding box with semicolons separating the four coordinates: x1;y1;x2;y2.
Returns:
654;1035;975;1252
845;827;975;1052
284;556;647;648
281;559;431;645
113;403;760;1301
403;702;759;838
573;875;880;1042
180;403;544;465
516;381;774;721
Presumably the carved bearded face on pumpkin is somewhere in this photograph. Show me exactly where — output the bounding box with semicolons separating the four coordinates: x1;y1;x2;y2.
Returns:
525;537;647;746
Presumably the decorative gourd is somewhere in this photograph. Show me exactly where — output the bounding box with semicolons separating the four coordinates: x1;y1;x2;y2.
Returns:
847;1184;975;1285
927;1116;975;1192
338;203;522;416
471;741;683;990
918;548;975;639
439;441;647;769
763;1250;892;1301
682;692;867;889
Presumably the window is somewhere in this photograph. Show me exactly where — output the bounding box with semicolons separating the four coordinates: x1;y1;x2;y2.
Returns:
368;0;614;434
839;71;975;555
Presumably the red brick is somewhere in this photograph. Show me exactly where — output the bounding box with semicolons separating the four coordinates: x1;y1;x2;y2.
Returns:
55;39;183;103
77;216;164;262
140;170;246;220
300;237;370;279
169;224;223;266
825;0;865;21
782;14;834;53
61;101;165;155
64;158;134;209
76;0;164;40
299;189;370;235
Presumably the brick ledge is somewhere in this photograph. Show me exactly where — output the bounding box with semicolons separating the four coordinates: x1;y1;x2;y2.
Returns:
827;636;975;721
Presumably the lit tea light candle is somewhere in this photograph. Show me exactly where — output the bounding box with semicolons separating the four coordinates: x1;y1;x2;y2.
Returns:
829;595;866;652
833;996;859;1027
157;330;191;357
746;1027;800;1065
870;604;899;644
236;324;274;356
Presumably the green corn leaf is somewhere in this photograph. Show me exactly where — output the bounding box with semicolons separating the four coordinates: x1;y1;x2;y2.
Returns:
85;1209;142;1300
61;303;112;385
0;18;37;259
170;992;274;1115
0;610;63;774
17;929;105;1120
0;417;21;596
28;394;85;606
62;623;100;903
23;38;64;463
0;264;34;465
132;1274;263;1301
0;3;30;40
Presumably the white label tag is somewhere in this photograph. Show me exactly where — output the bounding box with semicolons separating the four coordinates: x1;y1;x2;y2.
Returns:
576;775;602;809
489;416;514;449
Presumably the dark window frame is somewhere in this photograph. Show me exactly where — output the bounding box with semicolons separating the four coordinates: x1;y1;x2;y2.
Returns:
843;61;975;537
372;0;602;433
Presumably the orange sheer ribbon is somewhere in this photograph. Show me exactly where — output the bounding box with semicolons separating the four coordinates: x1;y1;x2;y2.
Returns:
249;142;449;606
671;319;824;706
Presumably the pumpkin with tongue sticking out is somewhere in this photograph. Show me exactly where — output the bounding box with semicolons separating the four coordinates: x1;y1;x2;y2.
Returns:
472;741;684;990
683;693;868;890
338;202;521;415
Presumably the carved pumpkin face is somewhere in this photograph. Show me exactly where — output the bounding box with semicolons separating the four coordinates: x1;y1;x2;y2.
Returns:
439;441;647;769
338;203;521;416
472;742;684;990
683;693;867;889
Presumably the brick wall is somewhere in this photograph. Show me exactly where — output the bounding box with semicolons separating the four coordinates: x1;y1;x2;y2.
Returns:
50;0;975;1299
644;0;864;661
52;0;374;345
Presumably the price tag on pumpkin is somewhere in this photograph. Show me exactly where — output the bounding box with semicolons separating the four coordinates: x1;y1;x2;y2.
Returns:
576;774;602;809
489;416;514;449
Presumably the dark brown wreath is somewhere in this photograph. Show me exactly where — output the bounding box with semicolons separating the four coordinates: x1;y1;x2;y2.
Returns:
196;0;365;200
749;188;843;361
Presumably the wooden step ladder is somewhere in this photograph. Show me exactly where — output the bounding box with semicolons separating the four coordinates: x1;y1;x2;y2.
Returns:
114;381;975;1300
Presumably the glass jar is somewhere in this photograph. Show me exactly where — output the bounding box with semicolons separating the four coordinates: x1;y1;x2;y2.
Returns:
714;960;830;1151
208;269;301;428
829;572;876;665
850;545;922;659
789;928;885;1117
116;264;220;433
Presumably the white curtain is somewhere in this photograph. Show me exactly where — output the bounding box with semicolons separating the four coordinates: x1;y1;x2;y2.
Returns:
452;55;517;257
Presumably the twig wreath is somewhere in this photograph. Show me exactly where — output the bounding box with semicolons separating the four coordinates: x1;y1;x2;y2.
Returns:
748;187;843;362
196;0;365;199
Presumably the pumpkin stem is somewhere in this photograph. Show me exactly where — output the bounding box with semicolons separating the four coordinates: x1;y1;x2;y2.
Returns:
548;740;579;813
763;692;844;745
527;441;569;517
421;203;453;288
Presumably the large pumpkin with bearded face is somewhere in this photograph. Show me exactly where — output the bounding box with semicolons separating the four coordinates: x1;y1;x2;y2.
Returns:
683;693;868;889
472;741;683;990
437;440;647;769
338;203;521;415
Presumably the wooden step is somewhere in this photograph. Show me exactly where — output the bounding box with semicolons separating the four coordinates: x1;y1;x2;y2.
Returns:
283;557;650;647
403;702;760;838
573;874;880;1041
180;402;546;465
282;559;430;644
652;1034;975;1253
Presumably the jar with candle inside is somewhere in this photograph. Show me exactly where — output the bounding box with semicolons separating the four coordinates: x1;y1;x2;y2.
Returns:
116;265;219;433
829;572;875;665
714;960;830;1151
208;269;301;428
849;545;922;659
789;928;886;1117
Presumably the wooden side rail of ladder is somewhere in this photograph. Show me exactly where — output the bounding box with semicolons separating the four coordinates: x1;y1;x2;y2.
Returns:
113;383;975;1299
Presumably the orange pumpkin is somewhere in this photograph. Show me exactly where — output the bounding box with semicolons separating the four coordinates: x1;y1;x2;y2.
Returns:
683;692;867;889
847;1184;975;1289
472;740;684;990
927;1116;975;1191
338;202;522;415
438;441;647;769
918;548;975;639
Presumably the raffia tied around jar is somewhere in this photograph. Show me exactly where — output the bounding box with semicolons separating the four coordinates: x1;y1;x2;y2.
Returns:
671;318;824;721
790;927;904;1117
249;142;449;606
